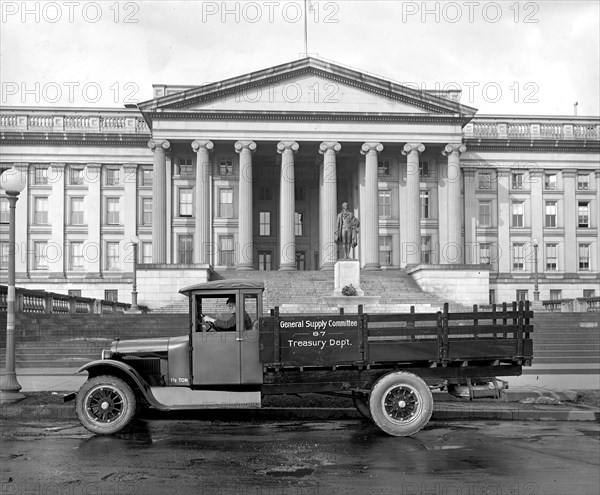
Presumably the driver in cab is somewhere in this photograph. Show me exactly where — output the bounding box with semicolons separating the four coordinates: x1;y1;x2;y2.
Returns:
202;296;252;332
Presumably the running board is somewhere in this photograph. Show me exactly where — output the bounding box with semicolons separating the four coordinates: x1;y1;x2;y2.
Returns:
149;387;261;409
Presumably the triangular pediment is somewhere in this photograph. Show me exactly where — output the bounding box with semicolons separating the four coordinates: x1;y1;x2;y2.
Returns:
139;58;477;120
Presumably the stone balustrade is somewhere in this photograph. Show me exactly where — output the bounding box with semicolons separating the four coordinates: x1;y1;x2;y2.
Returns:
0;285;148;315
465;116;600;140
542;297;600;313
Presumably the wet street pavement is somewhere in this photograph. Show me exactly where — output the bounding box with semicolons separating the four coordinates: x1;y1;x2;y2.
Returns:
1;417;598;495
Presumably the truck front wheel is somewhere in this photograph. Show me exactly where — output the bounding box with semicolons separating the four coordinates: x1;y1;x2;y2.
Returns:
76;375;137;435
369;372;433;437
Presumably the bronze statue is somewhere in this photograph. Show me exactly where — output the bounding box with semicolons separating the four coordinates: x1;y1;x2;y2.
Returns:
335;202;360;259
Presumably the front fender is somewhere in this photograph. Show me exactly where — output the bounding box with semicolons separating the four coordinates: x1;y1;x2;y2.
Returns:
76;360;166;410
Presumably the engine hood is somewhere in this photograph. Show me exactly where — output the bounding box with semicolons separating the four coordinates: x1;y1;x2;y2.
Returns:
111;337;172;356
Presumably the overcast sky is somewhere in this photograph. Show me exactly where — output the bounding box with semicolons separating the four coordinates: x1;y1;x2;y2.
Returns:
1;0;599;116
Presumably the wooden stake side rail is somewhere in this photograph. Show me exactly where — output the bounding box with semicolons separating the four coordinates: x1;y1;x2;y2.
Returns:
259;301;533;371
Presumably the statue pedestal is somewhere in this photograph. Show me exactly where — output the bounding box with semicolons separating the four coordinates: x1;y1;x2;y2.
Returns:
333;260;364;296
318;260;380;307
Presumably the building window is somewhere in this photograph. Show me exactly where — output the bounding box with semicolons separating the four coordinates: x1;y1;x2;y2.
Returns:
511;201;524;228
583;289;596;298
179;188;193;217
550;290;562;301
104;290;118;302
219;235;235;266
34;165;48;185
219;189;234;218
218;157;234;177
141;168;153;186
545;243;558;271
545;201;557;228
0;241;8;269
378;159;390;176
178;235;193;264
178;157;194;176
479;243;492;265
295;251;306;270
578;202;590;228
33;241;48;270
478;172;492;190
34;197;49;225
516;290;529;302
420;191;430;219
379;236;392;266
489;289;496;305
578;244;590;270
512;243;525;271
419;161;430;178
294;212;304;236
141;198;152;225
259;211;271;236
544;173;557;190
105;242;119;270
105;168;119;186
294;186;305;201
69;166;84;185
68;290;81;297
70;197;85;225
258;251;272;271
0;198;9;223
577;173;590;190
141;242;152;263
379;190;392;218
478;201;492;227
511;172;524;190
259;186;273;201
69;242;84;271
106;197;120;225
421;236;432;264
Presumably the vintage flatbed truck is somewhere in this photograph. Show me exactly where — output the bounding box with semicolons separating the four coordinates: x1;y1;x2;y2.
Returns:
70;280;534;437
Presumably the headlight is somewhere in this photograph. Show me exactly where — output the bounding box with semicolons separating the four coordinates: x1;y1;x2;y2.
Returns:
101;349;113;360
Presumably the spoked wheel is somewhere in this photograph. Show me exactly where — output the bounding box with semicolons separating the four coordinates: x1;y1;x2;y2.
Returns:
369;372;433;436
76;375;137;435
352;395;372;420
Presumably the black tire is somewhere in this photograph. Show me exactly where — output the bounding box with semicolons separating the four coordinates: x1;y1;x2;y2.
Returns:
76;375;137;435
352;396;372;420
369;371;433;437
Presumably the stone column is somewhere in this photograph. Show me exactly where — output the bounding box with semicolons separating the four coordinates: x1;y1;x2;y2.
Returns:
48;163;66;277
235;140;256;270
563;169;577;274
463;167;477;264
441;143;466;264
277;141;299;270
530;168;543;274
123;163;138;271
401;143;425;265
361;142;384;270
497;169;511;274
14;163;29;276
85;163;102;276
319;141;341;270
191;140;214;265
148;139;170;263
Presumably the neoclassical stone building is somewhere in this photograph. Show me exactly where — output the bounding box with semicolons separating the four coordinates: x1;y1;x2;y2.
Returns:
1;58;598;308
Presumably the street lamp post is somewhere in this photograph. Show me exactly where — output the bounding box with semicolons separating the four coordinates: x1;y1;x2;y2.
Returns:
532;238;540;303
127;236;141;313
0;167;27;404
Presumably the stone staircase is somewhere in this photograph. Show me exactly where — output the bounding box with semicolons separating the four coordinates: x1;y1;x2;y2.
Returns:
156;269;462;314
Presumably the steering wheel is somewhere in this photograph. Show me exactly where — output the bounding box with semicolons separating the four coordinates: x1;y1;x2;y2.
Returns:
199;314;217;332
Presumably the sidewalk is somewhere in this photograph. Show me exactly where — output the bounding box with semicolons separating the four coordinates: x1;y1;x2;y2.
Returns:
1;368;598;423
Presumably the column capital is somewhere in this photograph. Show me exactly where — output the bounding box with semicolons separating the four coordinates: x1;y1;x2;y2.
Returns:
442;143;466;156
594;169;600;179
319;142;341;154
48;162;65;170
148;139;170;151
123;162;138;173
277;141;299;154
402;143;425;156
360;142;384;155
528;168;543;177
85;163;101;170
562;168;577;178
234;141;257;153
191;140;214;152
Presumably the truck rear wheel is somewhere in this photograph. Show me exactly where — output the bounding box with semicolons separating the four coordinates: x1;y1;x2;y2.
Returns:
76;375;137;435
369;372;433;437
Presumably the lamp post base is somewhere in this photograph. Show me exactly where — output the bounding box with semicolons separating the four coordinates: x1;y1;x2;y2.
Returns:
0;371;25;404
